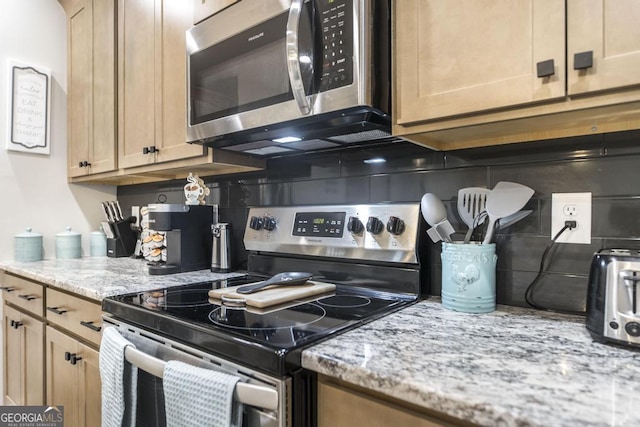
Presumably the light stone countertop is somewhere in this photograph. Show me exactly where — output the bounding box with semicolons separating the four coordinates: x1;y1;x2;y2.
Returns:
302;299;640;427
0;257;245;301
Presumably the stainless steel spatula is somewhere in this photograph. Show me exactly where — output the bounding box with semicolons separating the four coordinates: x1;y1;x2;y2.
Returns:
457;187;490;243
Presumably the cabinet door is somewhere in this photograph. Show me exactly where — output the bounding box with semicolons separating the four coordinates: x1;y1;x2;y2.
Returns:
156;0;205;163
78;343;101;427
568;0;640;95
394;0;565;125
67;0;92;177
67;0;117;177
3;305;45;406
46;326;80;427
119;0;204;169
318;380;456;427
118;0;157;168
90;0;117;174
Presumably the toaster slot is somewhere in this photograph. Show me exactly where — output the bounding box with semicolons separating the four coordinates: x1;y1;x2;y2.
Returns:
621;270;640;314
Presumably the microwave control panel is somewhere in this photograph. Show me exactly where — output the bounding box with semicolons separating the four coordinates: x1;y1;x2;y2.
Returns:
319;0;353;92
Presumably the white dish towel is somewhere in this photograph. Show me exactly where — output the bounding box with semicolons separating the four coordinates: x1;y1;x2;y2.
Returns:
99;326;138;427
163;360;242;427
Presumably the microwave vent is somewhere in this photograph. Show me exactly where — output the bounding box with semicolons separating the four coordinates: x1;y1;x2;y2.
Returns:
327;129;391;143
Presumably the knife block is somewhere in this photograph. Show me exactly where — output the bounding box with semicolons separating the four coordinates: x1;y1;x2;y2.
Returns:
106;220;137;258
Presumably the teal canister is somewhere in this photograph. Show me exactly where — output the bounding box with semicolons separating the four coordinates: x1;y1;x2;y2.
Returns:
441;242;497;313
14;228;43;262
56;227;82;259
90;226;107;257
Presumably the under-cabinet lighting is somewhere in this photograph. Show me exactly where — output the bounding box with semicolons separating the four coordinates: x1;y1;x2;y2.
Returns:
363;157;386;164
272;136;302;143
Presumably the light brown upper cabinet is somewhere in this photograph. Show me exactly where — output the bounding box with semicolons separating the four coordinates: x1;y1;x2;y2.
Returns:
118;0;205;169
393;0;640;150
66;0;117;178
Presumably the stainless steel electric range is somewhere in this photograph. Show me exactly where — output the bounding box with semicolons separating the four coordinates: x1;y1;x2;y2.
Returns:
102;203;426;427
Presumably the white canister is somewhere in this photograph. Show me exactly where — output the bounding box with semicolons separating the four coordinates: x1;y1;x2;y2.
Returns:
14;228;43;262
90;226;107;257
56;227;82;259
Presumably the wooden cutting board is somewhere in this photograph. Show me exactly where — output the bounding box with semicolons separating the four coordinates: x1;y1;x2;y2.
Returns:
208;280;336;308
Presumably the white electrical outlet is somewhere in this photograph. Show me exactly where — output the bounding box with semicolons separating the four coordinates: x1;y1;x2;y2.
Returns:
551;192;592;244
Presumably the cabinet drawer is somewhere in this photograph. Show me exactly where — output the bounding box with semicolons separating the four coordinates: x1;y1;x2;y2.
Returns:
45;288;103;346
1;273;44;317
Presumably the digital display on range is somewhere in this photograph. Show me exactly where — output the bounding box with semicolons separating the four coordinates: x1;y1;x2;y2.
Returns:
293;212;346;238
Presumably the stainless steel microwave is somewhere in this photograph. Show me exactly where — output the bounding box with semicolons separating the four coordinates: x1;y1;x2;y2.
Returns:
186;0;391;157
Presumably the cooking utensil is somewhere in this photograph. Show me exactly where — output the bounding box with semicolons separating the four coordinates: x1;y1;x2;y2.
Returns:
236;272;313;294
495;209;532;231
420;193;455;243
457;187;490;243
209;280;335;308
482;182;535;244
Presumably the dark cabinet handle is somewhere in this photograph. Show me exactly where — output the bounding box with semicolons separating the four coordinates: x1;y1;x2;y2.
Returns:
80;321;102;332
65;352;82;365
573;51;593;70
18;294;36;301
143;146;159;154
47;306;67;315
536;59;555;78
10;320;22;329
0;287;15;292
78;161;91;167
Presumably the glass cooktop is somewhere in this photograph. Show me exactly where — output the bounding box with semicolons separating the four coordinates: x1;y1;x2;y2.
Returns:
102;275;414;376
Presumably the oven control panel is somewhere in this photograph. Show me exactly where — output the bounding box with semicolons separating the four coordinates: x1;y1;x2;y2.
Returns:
244;204;420;264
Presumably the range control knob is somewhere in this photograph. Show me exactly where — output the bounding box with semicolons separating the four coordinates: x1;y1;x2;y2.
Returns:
249;216;263;230
366;216;384;235
625;322;640;337
386;216;405;235
347;216;364;234
263;216;277;231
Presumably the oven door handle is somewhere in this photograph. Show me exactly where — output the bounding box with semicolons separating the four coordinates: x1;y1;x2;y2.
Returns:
286;0;312;115
124;346;279;411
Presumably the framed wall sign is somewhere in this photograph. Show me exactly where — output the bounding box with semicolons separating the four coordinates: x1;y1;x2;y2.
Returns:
6;59;51;155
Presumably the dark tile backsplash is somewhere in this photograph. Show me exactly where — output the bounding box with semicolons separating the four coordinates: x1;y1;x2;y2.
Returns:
117;129;640;314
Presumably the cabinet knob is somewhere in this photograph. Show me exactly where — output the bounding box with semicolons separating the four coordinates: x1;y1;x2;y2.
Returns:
78;161;91;167
143;147;149;154
536;59;555;78
573;51;593;70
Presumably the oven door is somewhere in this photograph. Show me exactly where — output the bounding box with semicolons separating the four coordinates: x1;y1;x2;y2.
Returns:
103;317;291;427
186;0;363;144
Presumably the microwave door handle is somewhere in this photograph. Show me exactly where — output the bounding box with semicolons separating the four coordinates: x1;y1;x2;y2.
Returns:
286;0;312;115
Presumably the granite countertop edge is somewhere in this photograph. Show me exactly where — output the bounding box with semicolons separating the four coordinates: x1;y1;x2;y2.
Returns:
0;258;245;301
301;300;640;427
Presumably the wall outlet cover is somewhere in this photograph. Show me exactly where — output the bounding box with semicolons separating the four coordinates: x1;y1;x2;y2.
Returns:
551;192;592;244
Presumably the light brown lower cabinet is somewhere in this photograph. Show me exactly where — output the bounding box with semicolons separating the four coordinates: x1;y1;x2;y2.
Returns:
46;326;101;427
317;376;470;427
3;304;45;405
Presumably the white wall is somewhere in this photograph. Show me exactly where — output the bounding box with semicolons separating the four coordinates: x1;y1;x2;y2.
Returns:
0;0;116;261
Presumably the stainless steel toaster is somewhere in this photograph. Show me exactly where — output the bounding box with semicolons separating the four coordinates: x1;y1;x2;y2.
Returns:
586;249;640;348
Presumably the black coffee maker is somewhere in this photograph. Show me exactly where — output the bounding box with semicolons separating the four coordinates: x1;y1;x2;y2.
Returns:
147;204;214;275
